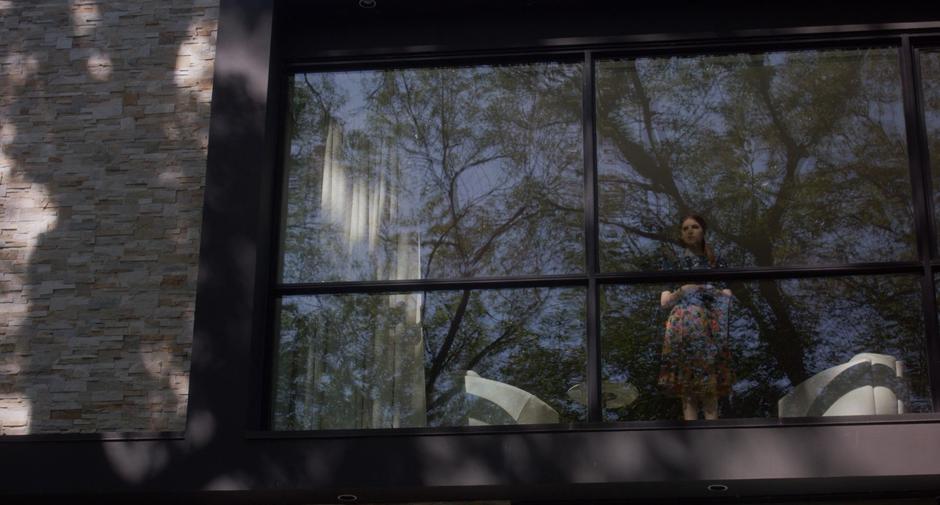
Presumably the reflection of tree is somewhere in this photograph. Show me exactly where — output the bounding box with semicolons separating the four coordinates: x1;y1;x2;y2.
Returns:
603;276;929;420
422;288;585;425
275;294;425;430
274;288;586;429
597;49;917;394
282;63;583;283
274;63;587;428
923;51;940;236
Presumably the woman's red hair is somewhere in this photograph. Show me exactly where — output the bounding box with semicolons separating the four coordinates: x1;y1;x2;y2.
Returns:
680;214;716;267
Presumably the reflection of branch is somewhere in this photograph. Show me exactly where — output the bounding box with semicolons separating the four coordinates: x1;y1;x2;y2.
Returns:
606;65;689;215
466;331;517;376
398;74;437;169
423;206;473;278
600;220;672;243
540;196;581;214
626;60;662;164
425;289;471;399
469;205;530;268
465;312;535;373
426;293;543;411
750;59;803;263
598;174;658;194
302;74;333;118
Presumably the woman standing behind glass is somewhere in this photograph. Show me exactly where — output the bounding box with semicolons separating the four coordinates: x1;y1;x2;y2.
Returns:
658;214;733;420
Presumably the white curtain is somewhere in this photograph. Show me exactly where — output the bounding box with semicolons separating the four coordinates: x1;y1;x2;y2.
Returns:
300;118;426;429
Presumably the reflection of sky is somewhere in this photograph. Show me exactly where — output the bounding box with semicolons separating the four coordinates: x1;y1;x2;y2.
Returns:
284;63;584;282
297;69;509;209
597;48;913;269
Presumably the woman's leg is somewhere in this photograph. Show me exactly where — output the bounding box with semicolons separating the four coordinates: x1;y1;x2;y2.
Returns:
702;395;719;420
682;396;699;420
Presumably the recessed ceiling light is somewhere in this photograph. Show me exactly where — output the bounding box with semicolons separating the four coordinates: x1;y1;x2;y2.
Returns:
358;0;376;8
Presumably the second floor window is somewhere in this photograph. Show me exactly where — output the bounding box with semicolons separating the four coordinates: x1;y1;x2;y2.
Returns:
270;48;934;431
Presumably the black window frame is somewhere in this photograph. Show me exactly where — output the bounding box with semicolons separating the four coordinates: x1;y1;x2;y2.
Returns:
263;33;940;435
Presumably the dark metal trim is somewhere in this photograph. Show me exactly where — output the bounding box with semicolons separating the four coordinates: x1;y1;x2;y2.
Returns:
583;49;599;287
283;32;915;74
908;33;940;47
0;432;185;443
901;38;936;265
7;421;940;500
274;264;924;296
244;411;940;440
903;38;940;410
596;262;924;284
582;50;602;422
186;0;278;450
274;274;589;296
259;11;296;431
285;21;940;65
912;46;939;258
246;0;287;432
588;34;905;62
285;51;585;74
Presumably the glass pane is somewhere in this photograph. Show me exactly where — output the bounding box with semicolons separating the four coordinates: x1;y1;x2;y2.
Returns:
273;288;585;430
601;275;929;421
597;48;914;271
281;62;584;283
922;50;940;247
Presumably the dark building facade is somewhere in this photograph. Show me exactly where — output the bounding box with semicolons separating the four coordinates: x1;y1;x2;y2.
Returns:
5;1;940;503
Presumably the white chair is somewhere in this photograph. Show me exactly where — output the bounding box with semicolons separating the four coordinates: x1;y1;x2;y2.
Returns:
462;370;560;425
778;353;906;418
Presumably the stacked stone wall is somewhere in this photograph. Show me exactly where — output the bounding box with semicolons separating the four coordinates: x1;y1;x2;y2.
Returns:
0;0;218;433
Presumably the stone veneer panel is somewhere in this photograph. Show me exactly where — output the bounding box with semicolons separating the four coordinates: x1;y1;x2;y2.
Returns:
0;0;218;433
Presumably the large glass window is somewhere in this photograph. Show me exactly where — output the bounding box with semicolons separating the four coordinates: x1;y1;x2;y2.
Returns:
280;63;584;283
922;49;940;247
601;275;929;421
275;60;587;429
273;288;586;429
596;48;914;271
273;47;935;431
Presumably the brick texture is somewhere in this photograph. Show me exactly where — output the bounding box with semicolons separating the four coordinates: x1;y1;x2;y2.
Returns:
0;0;217;433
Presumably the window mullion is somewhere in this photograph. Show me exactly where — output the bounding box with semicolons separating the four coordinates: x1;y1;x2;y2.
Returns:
900;36;940;411
583;50;603;422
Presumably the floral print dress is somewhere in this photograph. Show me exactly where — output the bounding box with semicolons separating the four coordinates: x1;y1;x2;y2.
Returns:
658;250;733;398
